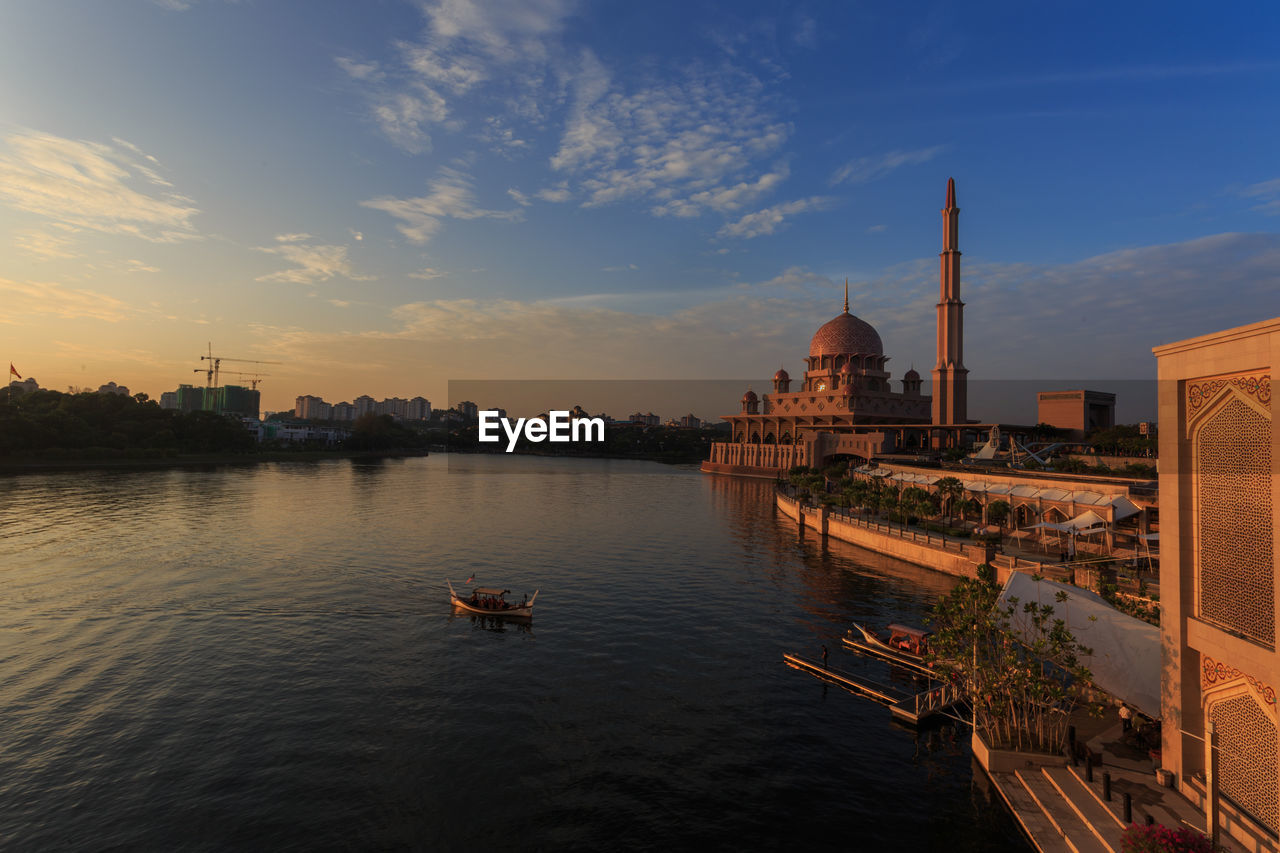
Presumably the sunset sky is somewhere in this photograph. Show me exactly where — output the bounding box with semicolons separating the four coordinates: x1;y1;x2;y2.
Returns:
1;1;1277;415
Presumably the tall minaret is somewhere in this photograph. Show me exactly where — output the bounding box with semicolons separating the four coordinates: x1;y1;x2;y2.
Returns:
931;177;968;426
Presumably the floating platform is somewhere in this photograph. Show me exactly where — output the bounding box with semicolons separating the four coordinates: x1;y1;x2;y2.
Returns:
784;653;964;726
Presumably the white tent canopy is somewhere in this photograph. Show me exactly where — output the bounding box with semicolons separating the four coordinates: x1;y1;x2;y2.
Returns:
998;573;1161;718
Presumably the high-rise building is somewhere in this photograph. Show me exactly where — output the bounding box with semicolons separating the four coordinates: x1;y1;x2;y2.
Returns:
457;401;479;421
408;397;431;420
295;395;327;419
332;401;356;421
354;395;376;417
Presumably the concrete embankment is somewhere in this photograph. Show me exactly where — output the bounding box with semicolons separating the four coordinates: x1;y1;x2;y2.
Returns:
776;490;986;579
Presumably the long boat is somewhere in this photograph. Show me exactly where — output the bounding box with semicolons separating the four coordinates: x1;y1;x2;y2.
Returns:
447;579;538;617
847;623;932;666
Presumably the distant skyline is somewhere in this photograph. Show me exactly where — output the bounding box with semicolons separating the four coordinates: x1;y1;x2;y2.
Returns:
1;1;1277;413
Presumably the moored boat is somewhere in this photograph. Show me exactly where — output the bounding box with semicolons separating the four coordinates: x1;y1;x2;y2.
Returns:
447;579;538;617
848;622;931;663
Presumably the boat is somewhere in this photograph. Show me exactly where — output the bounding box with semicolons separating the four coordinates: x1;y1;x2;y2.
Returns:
848;622;932;664
447;579;538;617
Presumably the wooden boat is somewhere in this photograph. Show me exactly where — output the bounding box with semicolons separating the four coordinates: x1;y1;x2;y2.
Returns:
849;623;931;664
447;579;538;617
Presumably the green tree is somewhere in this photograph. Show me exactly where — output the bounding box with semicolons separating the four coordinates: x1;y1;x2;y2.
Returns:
928;578;1096;753
936;476;964;525
986;500;1011;531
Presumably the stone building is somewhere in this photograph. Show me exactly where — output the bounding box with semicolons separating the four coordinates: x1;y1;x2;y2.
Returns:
1154;317;1277;851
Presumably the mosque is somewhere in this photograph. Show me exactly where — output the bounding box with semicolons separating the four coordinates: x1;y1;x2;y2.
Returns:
703;178;990;477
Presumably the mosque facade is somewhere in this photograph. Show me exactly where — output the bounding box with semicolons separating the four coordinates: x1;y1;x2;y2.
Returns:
704;178;971;477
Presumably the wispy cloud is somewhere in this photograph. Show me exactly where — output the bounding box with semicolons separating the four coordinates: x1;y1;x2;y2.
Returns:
0;130;199;241
361;167;522;244
830;146;945;186
255;234;374;284
717;196;833;239
338;0;577;153
552;53;791;218
1238;178;1280;215
0;276;132;322
409;266;448;280
14;229;78;260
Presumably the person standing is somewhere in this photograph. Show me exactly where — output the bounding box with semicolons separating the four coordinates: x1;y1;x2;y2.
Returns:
1119;702;1132;733
821;645;829;669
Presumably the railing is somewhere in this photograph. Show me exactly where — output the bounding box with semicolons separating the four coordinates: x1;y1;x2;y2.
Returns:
910;681;962;718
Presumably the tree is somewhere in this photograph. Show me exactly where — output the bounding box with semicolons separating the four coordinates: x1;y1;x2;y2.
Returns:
928;577;1096;754
986;500;1011;531
936;476;964;525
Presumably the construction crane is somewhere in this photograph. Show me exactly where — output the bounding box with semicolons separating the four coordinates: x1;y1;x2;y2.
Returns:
193;369;270;390
198;344;283;413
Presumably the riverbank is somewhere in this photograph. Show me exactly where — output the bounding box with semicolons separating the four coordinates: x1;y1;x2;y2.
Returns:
0;448;429;475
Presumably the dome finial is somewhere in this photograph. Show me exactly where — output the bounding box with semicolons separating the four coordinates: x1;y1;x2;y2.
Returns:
843;278;849;313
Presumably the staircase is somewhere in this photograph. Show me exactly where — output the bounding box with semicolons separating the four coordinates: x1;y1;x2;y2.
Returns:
990;764;1127;853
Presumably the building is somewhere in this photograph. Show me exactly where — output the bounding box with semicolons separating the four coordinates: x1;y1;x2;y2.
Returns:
1037;389;1116;438
295;395;326;419
377;397;409;419
706;178;981;476
7;377;40;394
457;401;479;421
97;381;130;396
159;390;179;410
680;414;702;429
217;384;261;419
354;395;376;417
629;412;660;426
332;401;356;421
408;396;431;420
1153;317;1277;851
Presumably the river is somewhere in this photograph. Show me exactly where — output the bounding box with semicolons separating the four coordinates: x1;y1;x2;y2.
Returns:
0;454;1026;850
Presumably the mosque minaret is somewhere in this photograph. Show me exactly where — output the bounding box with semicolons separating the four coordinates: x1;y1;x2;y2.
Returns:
932;176;968;429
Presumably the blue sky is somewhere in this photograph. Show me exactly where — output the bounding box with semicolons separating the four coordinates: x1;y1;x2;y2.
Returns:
0;0;1276;416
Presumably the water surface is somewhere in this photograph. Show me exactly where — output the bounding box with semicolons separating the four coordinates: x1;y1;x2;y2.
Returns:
0;455;1025;850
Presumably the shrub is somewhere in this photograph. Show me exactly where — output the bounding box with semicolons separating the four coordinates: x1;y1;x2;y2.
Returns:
1120;823;1214;853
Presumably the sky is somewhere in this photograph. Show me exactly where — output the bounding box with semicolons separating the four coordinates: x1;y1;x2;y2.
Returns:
0;0;1277;418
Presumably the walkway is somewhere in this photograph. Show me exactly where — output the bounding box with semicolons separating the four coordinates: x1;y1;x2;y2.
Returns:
984;712;1251;853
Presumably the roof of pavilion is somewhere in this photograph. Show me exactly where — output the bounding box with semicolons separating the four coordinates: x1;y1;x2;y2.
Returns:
854;466;1141;517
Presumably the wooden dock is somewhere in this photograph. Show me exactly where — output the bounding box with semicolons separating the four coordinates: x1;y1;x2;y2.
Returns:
783;653;963;725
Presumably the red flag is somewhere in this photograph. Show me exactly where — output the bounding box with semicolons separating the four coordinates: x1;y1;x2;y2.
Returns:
465;575;475;585
8;363;20;379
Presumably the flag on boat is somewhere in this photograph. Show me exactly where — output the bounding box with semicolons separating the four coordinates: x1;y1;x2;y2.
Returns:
465;575;474;585
8;363;19;379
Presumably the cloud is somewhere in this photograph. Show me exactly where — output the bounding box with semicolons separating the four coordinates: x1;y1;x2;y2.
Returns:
830;146;945;186
536;183;572;202
255;236;374;284
717;196;834;239
507;188;531;206
361;167;522;244
0;130;199;241
409;266;448;280
551;53;792;217
0;276;131;322
1238;178;1280;215
339;0;577;153
601;263;638;272
14;229;78;260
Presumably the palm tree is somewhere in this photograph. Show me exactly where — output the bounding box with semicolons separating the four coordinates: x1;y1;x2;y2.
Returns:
936;476;964;526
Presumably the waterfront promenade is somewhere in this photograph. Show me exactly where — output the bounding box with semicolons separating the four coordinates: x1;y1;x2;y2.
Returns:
981;712;1253;853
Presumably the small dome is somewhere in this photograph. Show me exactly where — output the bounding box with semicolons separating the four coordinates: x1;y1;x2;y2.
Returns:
904;368;920;381
773;367;789;381
742;389;758;402
809;311;883;358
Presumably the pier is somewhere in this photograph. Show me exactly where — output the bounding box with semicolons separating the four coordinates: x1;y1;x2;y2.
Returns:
783;653;963;725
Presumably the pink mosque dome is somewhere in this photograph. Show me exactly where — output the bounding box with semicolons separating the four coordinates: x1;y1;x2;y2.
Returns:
903;367;920;381
809;310;883;358
773;367;789;382
742;388;758;402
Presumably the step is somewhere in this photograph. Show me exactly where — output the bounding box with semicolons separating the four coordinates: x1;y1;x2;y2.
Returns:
991;771;1074;853
1016;769;1111;853
1042;765;1125;852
